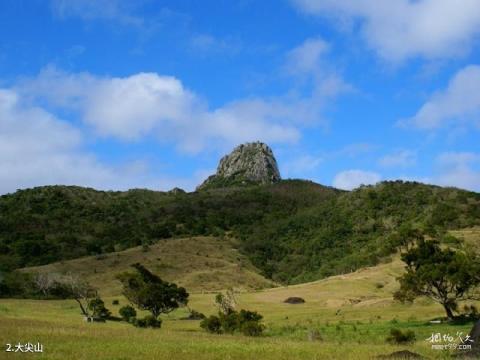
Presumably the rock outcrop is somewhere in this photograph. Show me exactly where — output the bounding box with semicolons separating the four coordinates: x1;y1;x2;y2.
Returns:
197;142;281;190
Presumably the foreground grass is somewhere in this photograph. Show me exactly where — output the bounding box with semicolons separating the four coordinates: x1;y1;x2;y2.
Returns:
0;294;474;359
4;228;479;359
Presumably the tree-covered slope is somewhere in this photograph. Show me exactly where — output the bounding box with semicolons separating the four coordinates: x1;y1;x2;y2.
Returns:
0;180;479;284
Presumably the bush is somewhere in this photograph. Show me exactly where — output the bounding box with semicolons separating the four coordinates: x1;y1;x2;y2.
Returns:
134;317;147;328
144;315;162;328
219;311;239;334
133;315;162;328
112;299;119;305
200;309;264;336
386;328;416;344
119;305;136;322
240;320;264;336
182;309;206;320
200;315;222;334
238;309;262;322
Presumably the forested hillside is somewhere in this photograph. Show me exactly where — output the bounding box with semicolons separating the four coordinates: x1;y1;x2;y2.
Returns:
0;180;479;283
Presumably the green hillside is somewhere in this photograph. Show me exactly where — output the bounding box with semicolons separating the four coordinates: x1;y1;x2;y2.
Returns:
1;180;479;284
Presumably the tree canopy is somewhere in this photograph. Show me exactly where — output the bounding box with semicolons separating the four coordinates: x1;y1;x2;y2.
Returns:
394;238;480;319
117;263;188;318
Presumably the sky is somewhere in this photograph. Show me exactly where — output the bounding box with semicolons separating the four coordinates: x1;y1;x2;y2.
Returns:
0;0;479;194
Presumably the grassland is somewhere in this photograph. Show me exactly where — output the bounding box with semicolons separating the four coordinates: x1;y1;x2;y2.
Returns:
22;236;276;295
3;248;479;358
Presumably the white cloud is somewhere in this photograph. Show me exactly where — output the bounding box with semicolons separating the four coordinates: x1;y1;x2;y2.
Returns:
332;169;381;190
403;65;480;129
292;0;480;62
286;37;330;75
0;88;111;194
379;150;417;168
0;88;202;194
285;37;353;99
433;151;480;191
17;67;321;153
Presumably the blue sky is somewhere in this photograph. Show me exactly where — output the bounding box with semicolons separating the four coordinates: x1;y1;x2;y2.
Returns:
1;0;480;194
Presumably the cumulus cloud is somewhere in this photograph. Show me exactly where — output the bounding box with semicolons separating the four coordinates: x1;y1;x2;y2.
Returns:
332;169;381;190
17;67;315;153
292;0;480;62
403;65;480;129
379;150;417;168
0;88;204;194
0;88;111;193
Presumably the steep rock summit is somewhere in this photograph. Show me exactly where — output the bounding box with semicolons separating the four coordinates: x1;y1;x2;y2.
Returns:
197;142;281;190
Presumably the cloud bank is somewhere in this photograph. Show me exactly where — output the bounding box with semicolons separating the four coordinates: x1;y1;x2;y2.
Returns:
292;0;480;62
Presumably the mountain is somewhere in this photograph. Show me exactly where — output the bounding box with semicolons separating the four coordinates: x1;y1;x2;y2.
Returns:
197;142;281;190
0;142;479;285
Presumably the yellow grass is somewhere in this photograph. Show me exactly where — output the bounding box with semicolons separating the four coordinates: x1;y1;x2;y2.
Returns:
23;237;276;295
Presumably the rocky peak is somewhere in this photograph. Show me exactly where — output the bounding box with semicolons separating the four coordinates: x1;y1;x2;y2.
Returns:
197;142;281;190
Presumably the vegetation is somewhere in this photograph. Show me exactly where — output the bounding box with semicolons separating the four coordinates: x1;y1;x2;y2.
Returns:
87;297;111;319
1;259;478;359
1;180;479;285
117;263;188;321
394;237;480;319
119;305;136;322
19;236;275;296
201;291;264;336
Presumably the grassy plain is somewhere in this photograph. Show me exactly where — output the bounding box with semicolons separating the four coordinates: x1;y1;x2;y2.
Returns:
2;230;480;359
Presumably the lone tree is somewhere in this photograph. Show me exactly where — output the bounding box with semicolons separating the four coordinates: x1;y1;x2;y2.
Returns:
61;274;99;317
117;263;189;319
394;238;480;319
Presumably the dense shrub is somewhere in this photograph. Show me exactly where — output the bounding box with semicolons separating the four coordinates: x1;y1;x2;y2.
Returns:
133;317;147;328
183;309;206;320
200;315;222;334
133;316;162;328
200;309;264;336
119;305;137;322
143;315;162;328
240;320;265;336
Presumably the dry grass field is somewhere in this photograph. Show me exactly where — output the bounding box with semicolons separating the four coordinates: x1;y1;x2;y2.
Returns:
22;236;276;295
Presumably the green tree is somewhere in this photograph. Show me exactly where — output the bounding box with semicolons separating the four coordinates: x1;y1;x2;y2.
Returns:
394;239;480;319
88;297;111;319
119;305;136;322
117;263;188;319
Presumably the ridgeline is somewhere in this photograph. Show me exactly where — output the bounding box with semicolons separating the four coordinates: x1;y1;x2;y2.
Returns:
0;142;479;284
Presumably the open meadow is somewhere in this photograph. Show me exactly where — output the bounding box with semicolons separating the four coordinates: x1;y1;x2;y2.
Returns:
3;232;479;360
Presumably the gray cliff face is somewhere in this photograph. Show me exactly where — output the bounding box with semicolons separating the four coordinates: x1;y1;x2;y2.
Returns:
197;142;281;190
